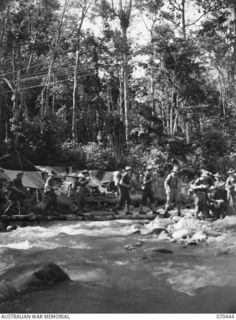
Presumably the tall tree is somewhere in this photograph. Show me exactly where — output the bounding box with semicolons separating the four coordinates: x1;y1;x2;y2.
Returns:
40;0;68;114
0;0;61;146
68;0;94;147
135;0;164;112
110;0;133;142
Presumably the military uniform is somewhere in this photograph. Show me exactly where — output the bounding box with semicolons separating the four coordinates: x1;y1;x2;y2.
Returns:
115;166;132;214
5;173;25;215
208;198;226;219
164;167;181;216
212;173;227;203
112;170;122;195
139;166;156;214
141;171;155;203
75;172;90;211
44;172;57;212
190;174;211;219
225;169;236;210
113;171;121;187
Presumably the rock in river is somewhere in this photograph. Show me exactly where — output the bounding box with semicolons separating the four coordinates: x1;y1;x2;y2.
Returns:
187;230;207;245
172;229;190;240
141;227;167;236
0;262;71;302
142;247;173;260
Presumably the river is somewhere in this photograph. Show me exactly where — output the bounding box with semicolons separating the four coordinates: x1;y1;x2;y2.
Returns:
0;219;236;313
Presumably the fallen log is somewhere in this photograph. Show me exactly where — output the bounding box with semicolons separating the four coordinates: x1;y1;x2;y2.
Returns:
0;211;158;224
0;214;83;222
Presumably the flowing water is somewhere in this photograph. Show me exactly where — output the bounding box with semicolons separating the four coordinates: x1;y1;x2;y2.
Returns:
0;220;236;313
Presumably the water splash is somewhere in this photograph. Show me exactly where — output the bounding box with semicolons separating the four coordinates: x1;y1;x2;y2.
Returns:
68;268;106;282
0;221;138;243
0;240;32;250
152;261;236;296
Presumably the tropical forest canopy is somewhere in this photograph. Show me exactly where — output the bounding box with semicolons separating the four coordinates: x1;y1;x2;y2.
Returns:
0;0;235;176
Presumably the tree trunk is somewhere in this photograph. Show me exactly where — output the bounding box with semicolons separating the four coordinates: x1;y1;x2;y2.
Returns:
52;74;55;112
11;42;18;123
119;64;124;118
42;54;55;114
123;43;129;142
72;50;79;148
181;0;186;38
41;0;68;114
186;112;191;144
170;100;173;136
112;0;132;142
173;113;178;134
164;84;169;134
151;47;155;112
233;2;236;104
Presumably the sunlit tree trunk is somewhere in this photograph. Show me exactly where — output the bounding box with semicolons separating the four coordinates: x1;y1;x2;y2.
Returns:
119;66;124;117
72;50;79;148
122;36;129;142
186;117;191;144
111;0;132;142
181;0;186;38
150;48;155;112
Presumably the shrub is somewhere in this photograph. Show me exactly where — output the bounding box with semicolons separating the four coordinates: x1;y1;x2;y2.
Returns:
83;144;116;170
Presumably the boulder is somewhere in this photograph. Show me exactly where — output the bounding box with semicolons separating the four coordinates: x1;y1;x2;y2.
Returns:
146;216;172;230
158;231;172;240
205;230;222;237
124;244;137;251
0;262;70;302
142;247;173;260
154;248;173;254
131;229;141;235
171;216;181;223
141;227;167;236
187;231;207;245
173;217;197;231
124;241;143;251
172;229;190;240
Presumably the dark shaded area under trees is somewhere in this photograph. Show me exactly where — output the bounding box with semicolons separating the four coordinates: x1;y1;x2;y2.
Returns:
0;0;236;175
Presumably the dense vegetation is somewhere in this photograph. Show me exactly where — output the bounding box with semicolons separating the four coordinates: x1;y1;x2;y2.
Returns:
0;0;235;175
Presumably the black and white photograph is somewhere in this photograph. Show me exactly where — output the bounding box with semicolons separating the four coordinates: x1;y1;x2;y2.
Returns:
0;0;236;315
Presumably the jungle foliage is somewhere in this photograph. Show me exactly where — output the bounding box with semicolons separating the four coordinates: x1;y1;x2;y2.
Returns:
0;0;235;174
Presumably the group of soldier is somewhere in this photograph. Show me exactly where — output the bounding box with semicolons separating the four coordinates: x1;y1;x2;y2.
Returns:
112;165;236;219
0;169;91;215
189;168;236;219
1;164;236;219
44;169;92;213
